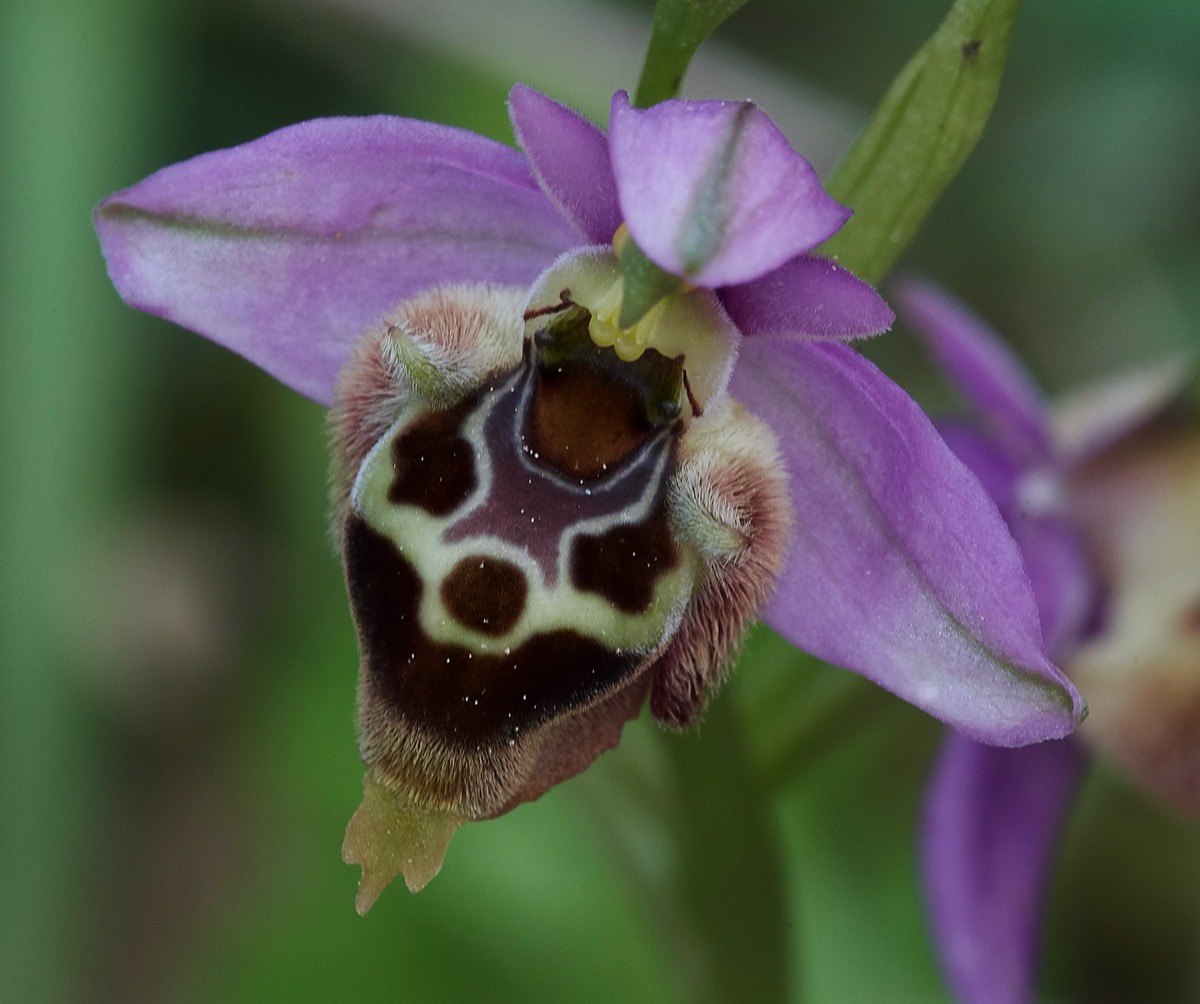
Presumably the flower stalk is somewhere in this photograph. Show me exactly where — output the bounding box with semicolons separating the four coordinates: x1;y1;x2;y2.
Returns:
634;0;753;108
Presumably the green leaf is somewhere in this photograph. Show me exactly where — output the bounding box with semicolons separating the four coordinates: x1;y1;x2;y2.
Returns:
821;0;1023;284
634;0;752;108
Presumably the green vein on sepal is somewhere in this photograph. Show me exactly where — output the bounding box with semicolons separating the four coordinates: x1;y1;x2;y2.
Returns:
96;202;555;251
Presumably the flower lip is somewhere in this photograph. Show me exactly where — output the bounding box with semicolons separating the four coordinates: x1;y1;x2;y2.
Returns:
607;90;851;289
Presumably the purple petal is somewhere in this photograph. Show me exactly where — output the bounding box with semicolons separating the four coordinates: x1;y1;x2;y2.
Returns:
1012;512;1096;660
720;254;894;341
936;422;1022;513
1053;356;1191;465
95;117;577;405
508;84;621;245
922;733;1084;1004
608;91;850;288
895;278;1053;465
936;425;1099;659
732;339;1085;745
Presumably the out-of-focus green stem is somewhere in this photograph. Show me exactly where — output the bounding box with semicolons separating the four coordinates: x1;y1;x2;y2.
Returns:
759;677;898;790
584;693;791;1003
634;0;751;108
0;1;163;998
821;0;1023;283
657;697;791;1004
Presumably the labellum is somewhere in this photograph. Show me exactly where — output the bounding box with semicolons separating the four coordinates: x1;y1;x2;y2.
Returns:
1067;420;1200;815
331;252;790;910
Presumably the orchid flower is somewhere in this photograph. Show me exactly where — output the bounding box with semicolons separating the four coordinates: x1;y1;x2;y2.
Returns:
899;279;1194;1004
95;86;1081;910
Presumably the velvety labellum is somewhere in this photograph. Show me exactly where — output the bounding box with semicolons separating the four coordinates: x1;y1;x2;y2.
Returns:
346;307;697;811
336;279;789;904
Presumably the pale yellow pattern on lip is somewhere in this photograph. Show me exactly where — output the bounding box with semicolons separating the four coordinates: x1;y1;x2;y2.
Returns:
350;366;697;655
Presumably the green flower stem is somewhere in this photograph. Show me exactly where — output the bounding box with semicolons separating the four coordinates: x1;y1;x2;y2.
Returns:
821;0;1023;284
634;0;752;108
656;697;790;1004
1;0;158;996
757;675;899;791
583;694;790;1004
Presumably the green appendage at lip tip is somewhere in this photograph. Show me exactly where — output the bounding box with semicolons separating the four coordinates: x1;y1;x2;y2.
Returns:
342;771;463;913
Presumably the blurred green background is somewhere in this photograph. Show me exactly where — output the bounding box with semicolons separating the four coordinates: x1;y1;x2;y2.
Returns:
2;0;1198;1001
